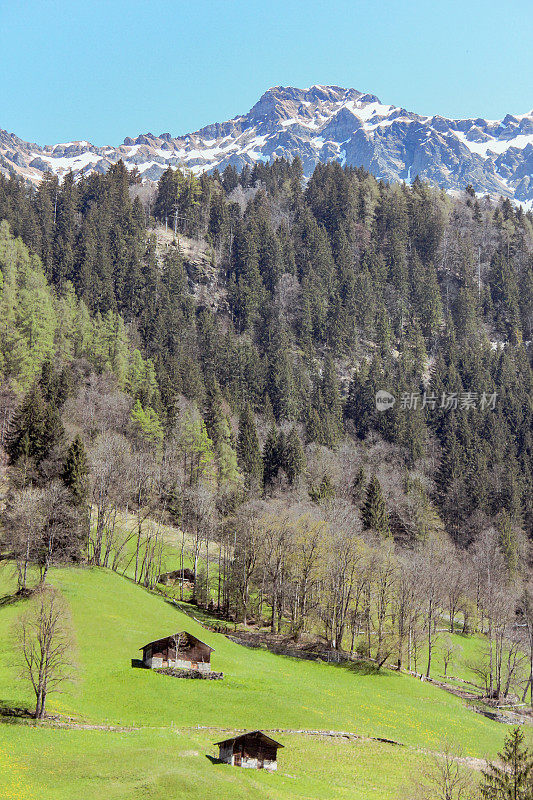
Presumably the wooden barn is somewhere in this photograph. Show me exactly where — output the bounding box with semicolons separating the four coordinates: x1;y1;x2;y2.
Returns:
140;632;214;672
157;568;195;585
215;731;283;770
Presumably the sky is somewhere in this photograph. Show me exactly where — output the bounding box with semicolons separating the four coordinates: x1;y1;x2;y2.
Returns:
1;0;532;146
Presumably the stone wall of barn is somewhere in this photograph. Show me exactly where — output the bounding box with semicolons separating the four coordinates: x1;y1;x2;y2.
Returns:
241;757;277;771
144;656;211;671
168;658;211;672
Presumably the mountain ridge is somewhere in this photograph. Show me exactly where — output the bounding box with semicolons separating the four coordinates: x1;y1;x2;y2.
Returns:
1;84;533;204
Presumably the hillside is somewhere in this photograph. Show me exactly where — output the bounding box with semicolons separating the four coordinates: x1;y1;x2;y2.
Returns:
0;565;524;800
2;85;533;203
1;134;533;800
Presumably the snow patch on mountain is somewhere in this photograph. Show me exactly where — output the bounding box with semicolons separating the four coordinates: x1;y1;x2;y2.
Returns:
453;130;533;157
1;85;532;203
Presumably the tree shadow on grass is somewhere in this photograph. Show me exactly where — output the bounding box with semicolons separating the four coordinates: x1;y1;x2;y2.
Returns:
0;700;33;723
160;598;394;678
332;659;394;678
0;584;36;607
163;599;234;631
164;598;207;619
0;593;23;608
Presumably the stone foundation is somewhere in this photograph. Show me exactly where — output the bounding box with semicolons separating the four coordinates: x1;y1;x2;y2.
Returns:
155;668;223;680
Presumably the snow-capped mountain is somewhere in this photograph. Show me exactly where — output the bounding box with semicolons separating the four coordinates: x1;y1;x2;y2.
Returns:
2;85;533;202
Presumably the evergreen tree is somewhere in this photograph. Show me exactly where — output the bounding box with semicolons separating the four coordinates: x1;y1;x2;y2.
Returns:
62;435;89;507
237;403;263;489
305;406;324;444
351;465;366;506
321;354;342;439
6;384;47;467
362;475;390;536
489;252;523;344
283;427;305;485
262;426;280;487
266;324;295;421
480;727;533;800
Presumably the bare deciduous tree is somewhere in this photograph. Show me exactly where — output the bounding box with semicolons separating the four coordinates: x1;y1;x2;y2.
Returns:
89;433;132;566
410;742;477;800
3;482;83;589
440;636;463;678
16;588;74;719
2;487;44;591
517;581;533;708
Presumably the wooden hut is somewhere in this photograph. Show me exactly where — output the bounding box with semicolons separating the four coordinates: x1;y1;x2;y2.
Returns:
215;731;283;770
140;632;213;672
157;568;195;585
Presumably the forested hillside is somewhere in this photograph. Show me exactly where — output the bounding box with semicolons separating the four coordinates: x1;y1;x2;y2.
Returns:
0;159;532;695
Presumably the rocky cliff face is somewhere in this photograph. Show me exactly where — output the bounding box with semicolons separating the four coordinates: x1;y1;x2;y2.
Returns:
2;85;532;203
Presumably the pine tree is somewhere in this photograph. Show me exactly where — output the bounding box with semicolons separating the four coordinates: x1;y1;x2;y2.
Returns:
321;354;342;438
480;727;533;800
154;166;183;226
6;384;47;466
262;426;280;487
42;402;66;462
266;325;295;421
237;404;263;489
283;427;305;485
230;223;265;332
62;435;89;506
351;466;366;506
362;475;390;536
344;358;378;439
275;429;287;479
489;252;523;344
435;424;461;506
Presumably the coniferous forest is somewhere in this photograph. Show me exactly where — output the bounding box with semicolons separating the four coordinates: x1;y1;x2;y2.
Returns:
1;158;532;694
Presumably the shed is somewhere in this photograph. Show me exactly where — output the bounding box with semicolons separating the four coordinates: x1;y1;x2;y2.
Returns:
157;568;195;585
140;632;214;672
215;730;284;770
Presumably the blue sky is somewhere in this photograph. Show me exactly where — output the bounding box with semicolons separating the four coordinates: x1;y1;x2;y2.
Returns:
1;0;532;145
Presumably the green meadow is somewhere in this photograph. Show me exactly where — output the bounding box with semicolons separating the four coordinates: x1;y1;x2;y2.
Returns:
0;566;528;800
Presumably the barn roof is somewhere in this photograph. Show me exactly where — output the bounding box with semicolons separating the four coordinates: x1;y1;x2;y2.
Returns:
140;631;214;652
214;730;284;749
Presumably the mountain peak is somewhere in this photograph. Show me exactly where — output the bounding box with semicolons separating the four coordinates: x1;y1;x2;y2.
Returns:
1;85;532;205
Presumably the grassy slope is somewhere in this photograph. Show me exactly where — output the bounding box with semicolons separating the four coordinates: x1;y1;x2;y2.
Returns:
0;725;451;800
0;566;527;800
108;514;501;696
118;514;514;696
